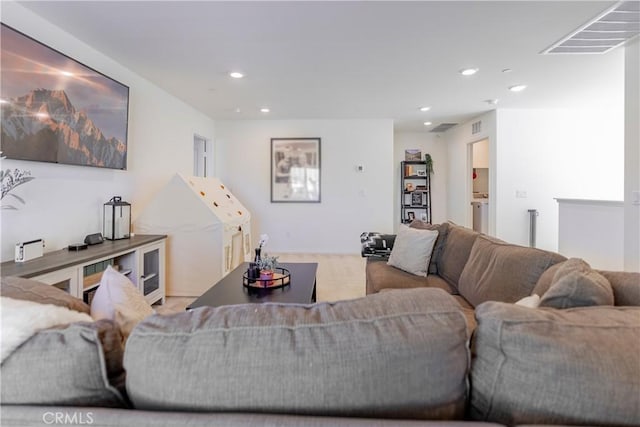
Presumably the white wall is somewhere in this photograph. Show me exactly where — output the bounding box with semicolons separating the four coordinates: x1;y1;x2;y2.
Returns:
214;119;394;254
393;132;448;228
0;2;216;261
624;38;640;272
494;108;623;251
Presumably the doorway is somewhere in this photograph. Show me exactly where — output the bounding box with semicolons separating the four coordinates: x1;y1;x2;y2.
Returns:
469;138;489;234
193;134;213;177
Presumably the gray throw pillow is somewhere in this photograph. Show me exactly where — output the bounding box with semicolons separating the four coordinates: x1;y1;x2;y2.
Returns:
409;221;449;274
539;258;614;309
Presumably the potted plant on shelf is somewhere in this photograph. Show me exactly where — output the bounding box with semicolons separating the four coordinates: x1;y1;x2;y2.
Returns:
257;254;279;286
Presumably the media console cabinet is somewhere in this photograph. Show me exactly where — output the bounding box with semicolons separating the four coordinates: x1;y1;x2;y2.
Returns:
1;235;167;305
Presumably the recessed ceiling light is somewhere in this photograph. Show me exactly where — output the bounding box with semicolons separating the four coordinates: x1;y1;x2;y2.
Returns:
423;121;432;126
419;106;431;112
509;84;527;92
229;72;244;79
459;68;478;76
60;71;74;77
260;108;270;113
501;68;512;73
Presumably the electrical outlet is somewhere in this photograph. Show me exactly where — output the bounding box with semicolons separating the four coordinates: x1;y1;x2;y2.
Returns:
516;190;527;198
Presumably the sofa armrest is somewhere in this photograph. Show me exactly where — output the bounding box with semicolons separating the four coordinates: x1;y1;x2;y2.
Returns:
360;232;396;258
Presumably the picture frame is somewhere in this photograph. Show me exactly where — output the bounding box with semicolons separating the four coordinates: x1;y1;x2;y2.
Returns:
412;192;423;206
407;212;415;221
1;24;129;170
416;169;427;177
405;149;422;161
271;138;321;203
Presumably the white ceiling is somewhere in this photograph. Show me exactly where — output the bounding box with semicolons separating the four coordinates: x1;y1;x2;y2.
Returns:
18;1;628;132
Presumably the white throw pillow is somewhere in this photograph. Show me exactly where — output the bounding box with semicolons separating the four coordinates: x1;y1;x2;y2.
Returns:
515;294;541;308
91;265;154;339
387;225;438;277
1;297;93;363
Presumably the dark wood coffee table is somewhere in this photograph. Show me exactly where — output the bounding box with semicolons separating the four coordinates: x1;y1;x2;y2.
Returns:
187;262;318;309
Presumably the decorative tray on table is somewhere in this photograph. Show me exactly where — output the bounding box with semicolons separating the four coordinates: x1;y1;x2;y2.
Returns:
242;267;291;290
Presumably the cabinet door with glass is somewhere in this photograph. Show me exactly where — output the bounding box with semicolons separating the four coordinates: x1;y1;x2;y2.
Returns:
138;241;165;305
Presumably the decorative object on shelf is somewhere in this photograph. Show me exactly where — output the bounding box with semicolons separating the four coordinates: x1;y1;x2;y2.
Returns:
271;138;321;203
405;183;414;192
424;153;434;175
405;149;422;161
417;170;427;177
103;196;131;240
407;212;415;221
1;152;35;210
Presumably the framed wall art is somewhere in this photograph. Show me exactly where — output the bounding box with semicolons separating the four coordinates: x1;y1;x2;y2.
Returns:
0;24;130;170
271;138;321;203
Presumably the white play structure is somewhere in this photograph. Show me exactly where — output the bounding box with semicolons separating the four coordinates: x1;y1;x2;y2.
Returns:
134;174;252;296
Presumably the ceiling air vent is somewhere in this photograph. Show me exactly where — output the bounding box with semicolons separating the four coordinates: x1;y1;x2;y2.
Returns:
430;123;458;133
542;1;640;54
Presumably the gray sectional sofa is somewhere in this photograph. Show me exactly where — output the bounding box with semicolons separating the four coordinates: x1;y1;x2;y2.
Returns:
1;222;639;426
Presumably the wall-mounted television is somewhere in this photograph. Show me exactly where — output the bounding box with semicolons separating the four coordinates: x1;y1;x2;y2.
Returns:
1;24;129;170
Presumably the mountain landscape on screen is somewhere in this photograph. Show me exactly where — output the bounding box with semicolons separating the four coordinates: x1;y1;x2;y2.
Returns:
1;89;127;169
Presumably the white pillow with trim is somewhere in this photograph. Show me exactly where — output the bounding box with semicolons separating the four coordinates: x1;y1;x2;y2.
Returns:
387;225;438;277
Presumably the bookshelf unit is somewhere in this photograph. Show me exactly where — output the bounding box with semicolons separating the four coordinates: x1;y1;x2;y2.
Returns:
400;160;432;224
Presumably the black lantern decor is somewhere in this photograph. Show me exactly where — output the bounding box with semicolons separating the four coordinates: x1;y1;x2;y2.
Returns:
103;196;131;240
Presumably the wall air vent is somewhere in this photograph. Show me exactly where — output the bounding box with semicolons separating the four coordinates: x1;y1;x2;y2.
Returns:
430;123;458;133
542;1;640;54
472;121;482;135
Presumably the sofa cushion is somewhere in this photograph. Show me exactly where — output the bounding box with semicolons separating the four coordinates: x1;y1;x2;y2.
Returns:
539;258;614;308
125;288;469;420
458;236;566;307
387;225;438;277
409;221;450;274
599;270;640;306
470;302;640;426
0;320;127;407
1;276;90;314
91;265;154;339
366;258;456;295
437;223;480;289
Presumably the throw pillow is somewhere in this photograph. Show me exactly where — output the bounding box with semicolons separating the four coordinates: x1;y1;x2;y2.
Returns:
539;258;614;309
1;276;90;314
387;225;438;277
514;294;540;308
409;221;449;274
91;265;154;339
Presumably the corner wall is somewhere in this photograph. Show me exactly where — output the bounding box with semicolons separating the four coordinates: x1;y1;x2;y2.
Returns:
494;108;623;251
214;119;394;253
0;2;216;261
